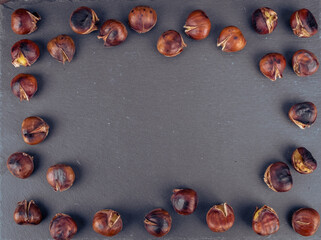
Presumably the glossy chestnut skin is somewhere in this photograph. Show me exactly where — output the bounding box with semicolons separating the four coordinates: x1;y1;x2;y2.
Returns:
264;162;293;192
144;208;172;237
11;39;40;67
292;208;320;236
46;164;75;192
288;102;317;129
14;200;42;225
292;49;319;77
171;188;198;215
70;6;99;34
184;10;211;40
259;53;286;81
7;152;34;179
98;20;128;47
11;8;41;35
49;213;77;240
11;73;37;101
206;203;235;232
290;9;318;38
92;209;123;237
252;205;279;236
292;147;317;174
47;35;75;63
157;30;186;57
252;7;278;34
128;6;157;33
217;26;246;52
21;116;49;145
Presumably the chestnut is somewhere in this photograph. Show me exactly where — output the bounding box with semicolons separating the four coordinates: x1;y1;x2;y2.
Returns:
21;116;49;145
157;30;186;57
171;188;198;215
70;6;99;34
92;209;123;237
206;203;235;232
252;7;278;34
11;39;40;67
7;152;34;179
49;213;77;240
292;208;320;236
264;162;293;192
252;205;279;236
144;208;172;237
292;49;319;77
46;164;75;192
11;8;41;35
259;53;286;81
47;35;75;63
11;73;37;101
14;200;42;225
290;9;318;38
184;10;211;40
292;147;317;174
217;26;246;52
98;19;128;47
128;6;157;33
288;102;317;129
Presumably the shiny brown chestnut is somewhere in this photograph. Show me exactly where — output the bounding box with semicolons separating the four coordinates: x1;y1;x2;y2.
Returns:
92;209;123;237
14;200;42;225
144;208;172;237
157;30;186;57
252;7;278;34
46;164;75;192
206;203;235;232
47;35;75;63
128;6;157;33
21;116;49;145
259;53;286;81
184;10;211;40
11;73;37;101
70;6;99;34
171;188;198;215
292;147;317;174
217;26;246;52
7;152;34;179
290;9;318;38
292;49;319;77
264;162;293;192
98;20;128;47
252;205;279;236
11;39;40;67
292;208;320;236
49;213;77;240
288;102;317;129
11;8;41;35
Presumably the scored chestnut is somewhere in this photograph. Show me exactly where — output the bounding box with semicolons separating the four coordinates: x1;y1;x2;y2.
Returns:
7;152;34;179
184;10;211;40
128;6;157;33
252;7;278;34
70;6;99;34
144;208;172;237
21;116;49;145
49;213;77;240
259;53;286;81
288;102;317;129
171;188;198;215
14;200;42;225
292;208;320;236
264;162;293;192
47;35;75;63
217;26;246;52
292;49;319;77
46;164;75;192
11;8;41;35
98;19;128;47
92;209;123;237
11;73;37;101
157;30;186;57
206;203;235;232
252;205;279;236
290;9;318;38
11;39;40;67
292;147;317;174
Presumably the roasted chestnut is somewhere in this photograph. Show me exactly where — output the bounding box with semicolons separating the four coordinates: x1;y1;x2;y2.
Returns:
259;53;286;81
98;20;128;47
49;213;77;240
11;73;37;101
252;7;278;34
264;162;293;192
14;200;42;225
92;209;123;237
290;9;318;38
46;164;75;192
157;30;186;57
144;208;172;237
70;6;99;34
292;208;320;236
11;39;40;67
47;35;75;63
292;49;319;77
11;8;41;35
252;205;279;236
171;188;198;215
217;26;246;52
7;152;34;179
184;10;211;40
128;6;157;33
292;147;317;174
21;116;49;145
206;203;235;232
288;102;317;129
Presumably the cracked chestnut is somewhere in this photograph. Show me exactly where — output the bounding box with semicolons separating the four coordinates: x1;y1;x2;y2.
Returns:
7;152;34;179
259;53;286;81
206;203;235;232
292;49;319;77
92;209;123;237
144;208;172;237
21;116;49;145
290;9;318;38
184;10;211;40
11;73;37;101
264;162;293;192
98;20;128;47
157;30;186;57
292;208;320;236
70;6;99;34
128;6;157;33
252;205;279;236
171;188;198;215
11;8;41;35
252;7;278;34
49;213;77;240
217;26;246;52
288;102;317;129
47;35;75;63
14;200;42;225
46;164;75;192
292;147;317;174
11;39;40;67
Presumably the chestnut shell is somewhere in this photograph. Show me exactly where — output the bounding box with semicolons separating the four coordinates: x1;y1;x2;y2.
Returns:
171;188;198;215
157;30;186;57
206;203;235;232
70;6;99;34
217;26;246;52
144;208;172;237
47;35;75;63
252;205;279;236
184;10;211;40
11;73;37;101
49;213;77;240
290;9;318;38
288;102;317;129
11;39;40;67
92;209;123;237
264;162;293;192
21;116;49;145
292;208;320;236
7;152;34;179
14;200;42;225
11;8;41;35
128;6;157;33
